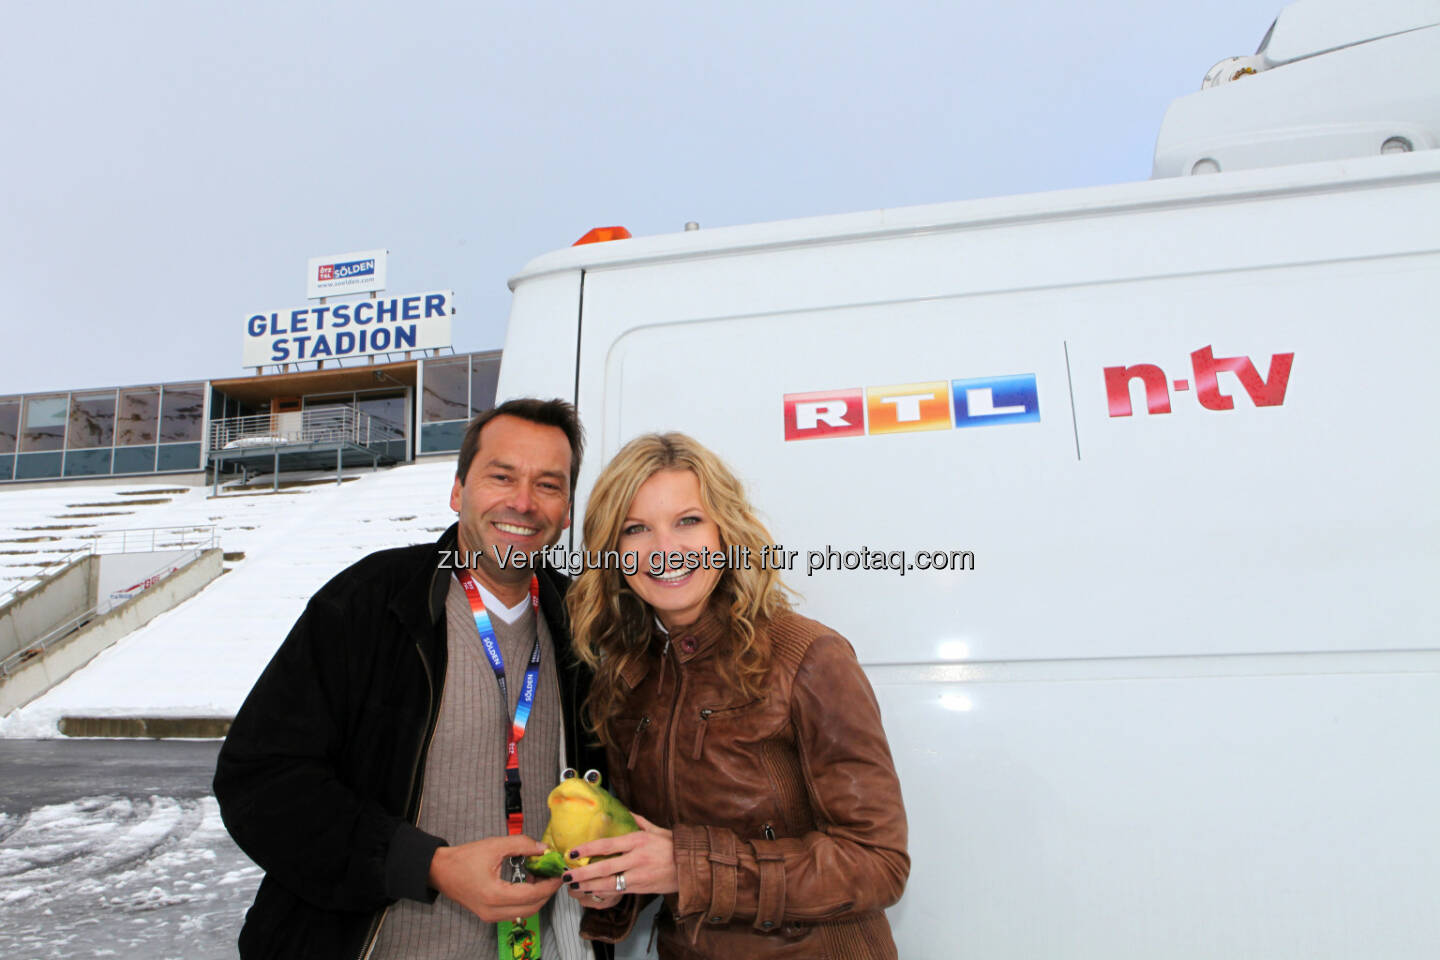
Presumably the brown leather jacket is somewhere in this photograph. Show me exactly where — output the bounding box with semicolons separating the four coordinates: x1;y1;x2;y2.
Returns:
580;607;909;959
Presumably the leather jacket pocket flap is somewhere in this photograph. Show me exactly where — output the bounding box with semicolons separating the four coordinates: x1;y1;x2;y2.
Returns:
690;696;765;759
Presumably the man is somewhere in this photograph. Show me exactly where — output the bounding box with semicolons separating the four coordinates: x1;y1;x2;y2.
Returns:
215;398;607;959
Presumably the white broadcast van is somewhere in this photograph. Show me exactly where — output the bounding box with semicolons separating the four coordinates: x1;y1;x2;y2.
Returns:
497;1;1440;956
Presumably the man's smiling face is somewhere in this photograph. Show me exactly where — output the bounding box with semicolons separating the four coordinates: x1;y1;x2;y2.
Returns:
449;414;572;597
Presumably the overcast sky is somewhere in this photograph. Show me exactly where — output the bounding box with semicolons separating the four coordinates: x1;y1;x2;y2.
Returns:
0;1;1279;396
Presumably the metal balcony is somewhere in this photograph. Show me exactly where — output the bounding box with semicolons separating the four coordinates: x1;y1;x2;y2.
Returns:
205;406;405;492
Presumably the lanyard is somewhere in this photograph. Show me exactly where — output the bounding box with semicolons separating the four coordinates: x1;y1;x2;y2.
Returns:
457;570;542;834
457;571;544;960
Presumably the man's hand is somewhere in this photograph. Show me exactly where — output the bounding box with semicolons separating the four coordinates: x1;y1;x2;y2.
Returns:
428;836;562;922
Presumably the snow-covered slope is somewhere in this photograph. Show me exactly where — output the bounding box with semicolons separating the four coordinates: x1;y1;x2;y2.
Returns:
0;482;203;598
0;461;458;737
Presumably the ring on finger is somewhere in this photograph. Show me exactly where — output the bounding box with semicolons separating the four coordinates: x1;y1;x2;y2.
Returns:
615;871;627;893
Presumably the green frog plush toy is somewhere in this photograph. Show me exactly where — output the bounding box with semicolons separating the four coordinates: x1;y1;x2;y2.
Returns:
525;768;639;877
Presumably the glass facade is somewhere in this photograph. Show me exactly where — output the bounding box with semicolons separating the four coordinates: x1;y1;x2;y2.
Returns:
117;387;160;445
1;350;501;482
419;352;500;454
1;382;205;482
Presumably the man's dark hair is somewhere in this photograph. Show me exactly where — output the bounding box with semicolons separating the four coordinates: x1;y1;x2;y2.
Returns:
456;397;585;495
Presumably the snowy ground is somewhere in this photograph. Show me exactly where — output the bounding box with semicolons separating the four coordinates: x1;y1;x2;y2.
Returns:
0;795;258;959
0;739;257;960
1;460;459;738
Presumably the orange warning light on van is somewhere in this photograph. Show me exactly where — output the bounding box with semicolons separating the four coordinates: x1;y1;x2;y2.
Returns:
573;226;632;246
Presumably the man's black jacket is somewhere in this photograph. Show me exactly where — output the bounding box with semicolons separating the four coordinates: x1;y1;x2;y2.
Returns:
214;524;608;959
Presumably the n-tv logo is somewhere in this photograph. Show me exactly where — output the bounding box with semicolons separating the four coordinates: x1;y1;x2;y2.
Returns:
784;374;1040;441
1104;345;1294;416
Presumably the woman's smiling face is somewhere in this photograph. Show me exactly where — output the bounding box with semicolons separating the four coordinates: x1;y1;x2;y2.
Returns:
619;468;723;630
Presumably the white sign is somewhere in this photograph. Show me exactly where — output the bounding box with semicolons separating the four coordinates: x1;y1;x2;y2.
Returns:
307;248;388;299
243;290;454;367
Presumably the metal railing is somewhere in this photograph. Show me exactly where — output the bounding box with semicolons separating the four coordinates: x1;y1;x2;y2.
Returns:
89;525;217;556
0;525;217;680
0;542;212;680
208;406;404;453
0;525;217;611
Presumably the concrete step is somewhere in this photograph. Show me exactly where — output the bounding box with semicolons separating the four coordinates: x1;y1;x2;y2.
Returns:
57;716;232;738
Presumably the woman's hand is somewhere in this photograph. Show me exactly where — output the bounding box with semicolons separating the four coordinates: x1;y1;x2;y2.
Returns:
566;885;624;910
561;813;678;902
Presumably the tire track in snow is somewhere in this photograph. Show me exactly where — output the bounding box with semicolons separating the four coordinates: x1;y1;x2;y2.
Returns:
0;795;259;959
0;796;200;884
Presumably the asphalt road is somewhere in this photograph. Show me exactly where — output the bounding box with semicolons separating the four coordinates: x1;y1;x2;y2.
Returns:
0;738;223;814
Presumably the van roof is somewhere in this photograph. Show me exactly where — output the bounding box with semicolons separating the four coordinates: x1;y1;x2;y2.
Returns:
1262;0;1440;67
508;149;1440;289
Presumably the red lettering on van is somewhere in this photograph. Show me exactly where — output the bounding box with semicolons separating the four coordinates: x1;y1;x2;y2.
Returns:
1103;363;1171;416
1105;346;1294;417
1191;346;1295;411
784;389;865;440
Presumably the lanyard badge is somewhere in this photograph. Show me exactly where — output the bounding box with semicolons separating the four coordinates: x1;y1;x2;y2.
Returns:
457;571;544;960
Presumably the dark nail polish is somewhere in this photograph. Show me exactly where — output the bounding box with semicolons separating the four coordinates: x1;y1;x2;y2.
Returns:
569;882;579;890
568;850;579;859
562;873;573;883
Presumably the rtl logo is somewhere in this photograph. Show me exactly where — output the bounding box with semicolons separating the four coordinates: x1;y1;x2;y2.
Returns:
1104;345;1294;417
784;374;1039;441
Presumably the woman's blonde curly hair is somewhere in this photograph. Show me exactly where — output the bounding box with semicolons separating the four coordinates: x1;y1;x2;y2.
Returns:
567;433;792;747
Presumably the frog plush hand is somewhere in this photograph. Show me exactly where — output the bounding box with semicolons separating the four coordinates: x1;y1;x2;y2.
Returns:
524;768;639;877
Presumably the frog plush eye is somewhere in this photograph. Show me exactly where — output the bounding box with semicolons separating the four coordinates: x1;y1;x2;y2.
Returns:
561;768;578;780
583;769;602;786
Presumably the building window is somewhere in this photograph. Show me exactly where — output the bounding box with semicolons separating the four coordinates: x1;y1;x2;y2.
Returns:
15;452;62;479
470;355;500;417
356;390;405;429
422;357;468;423
68;390;117;449
113;445;157;474
420;421;466;453
159;383;204;443
117;388;160;445
303;392;354;411
64;448;113;477
0;399;18;454
157;443;201;471
20;395;68;452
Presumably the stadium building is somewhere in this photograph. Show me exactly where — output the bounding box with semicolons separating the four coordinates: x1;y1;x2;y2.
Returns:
0;251;499;488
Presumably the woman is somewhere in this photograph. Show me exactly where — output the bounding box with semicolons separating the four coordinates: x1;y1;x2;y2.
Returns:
559;432;908;959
